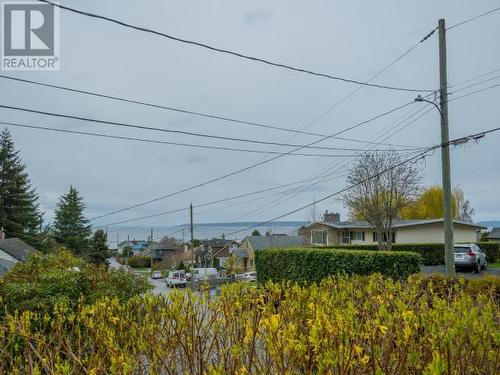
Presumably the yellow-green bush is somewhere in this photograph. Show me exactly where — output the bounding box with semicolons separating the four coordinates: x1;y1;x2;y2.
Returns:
0;274;498;374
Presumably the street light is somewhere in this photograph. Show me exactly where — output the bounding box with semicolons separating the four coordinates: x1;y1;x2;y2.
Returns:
414;95;441;115
414;93;455;276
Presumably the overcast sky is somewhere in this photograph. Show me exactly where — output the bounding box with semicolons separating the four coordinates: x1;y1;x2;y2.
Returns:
1;0;499;231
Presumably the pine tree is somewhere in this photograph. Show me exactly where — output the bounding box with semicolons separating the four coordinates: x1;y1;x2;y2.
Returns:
88;229;110;266
52;186;92;255
0;128;42;247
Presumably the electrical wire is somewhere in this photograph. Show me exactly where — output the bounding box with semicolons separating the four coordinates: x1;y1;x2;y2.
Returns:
224;126;500;236
0;74;421;149
449;74;500;95
2;120;411;158
85;100;415;220
0;103;421;152
448;82;500;102
36;0;434;93
447;6;500;30
449;67;500;88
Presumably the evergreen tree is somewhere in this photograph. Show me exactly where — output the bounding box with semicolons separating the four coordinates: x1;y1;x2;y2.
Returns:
52;186;91;255
0;128;42;247
88;229;110;266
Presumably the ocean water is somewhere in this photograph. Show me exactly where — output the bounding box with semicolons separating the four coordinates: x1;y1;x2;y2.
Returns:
105;221;307;246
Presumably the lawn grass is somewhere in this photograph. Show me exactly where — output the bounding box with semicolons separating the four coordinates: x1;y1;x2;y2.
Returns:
488;262;500;269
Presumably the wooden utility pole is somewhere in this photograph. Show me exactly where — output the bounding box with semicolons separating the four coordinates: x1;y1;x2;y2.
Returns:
150;228;154;272
190;203;194;287
126;234;130;266
438;18;455;276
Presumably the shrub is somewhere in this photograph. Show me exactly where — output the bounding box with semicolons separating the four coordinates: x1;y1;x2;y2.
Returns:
477;242;500;263
0;275;497;374
127;256;151;268
0;250;152;314
255;247;421;283
325;242;500;265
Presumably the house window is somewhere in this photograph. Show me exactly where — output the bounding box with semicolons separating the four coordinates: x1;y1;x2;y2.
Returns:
352;231;365;241
312;230;327;245
373;232;396;243
341;231;350;244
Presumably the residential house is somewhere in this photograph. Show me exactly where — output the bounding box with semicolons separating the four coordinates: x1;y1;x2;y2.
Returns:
141;242;179;265
0;237;37;276
241;234;307;270
299;210;486;246
117;239;149;256
196;238;246;269
486;227;500;243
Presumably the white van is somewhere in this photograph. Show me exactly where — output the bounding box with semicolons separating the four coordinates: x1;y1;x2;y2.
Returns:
192;267;218;281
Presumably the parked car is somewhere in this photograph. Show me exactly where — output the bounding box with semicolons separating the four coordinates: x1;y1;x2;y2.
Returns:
239;272;257;282
166;271;187;288
192;267;218;281
454;244;487;272
151;270;162;279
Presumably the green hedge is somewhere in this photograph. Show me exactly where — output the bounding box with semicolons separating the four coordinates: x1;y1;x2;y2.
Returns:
255;248;421;283
320;242;500;266
127;256;151;268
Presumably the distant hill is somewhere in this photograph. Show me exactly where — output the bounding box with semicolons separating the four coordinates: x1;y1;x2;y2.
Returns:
477;220;500;229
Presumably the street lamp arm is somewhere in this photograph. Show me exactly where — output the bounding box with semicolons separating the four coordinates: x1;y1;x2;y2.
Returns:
414;95;442;115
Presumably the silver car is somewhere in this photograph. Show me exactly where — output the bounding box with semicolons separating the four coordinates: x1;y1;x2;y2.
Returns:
454;244;487;273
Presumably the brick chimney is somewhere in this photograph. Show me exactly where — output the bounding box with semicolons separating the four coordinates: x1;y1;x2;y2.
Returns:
323;210;340;223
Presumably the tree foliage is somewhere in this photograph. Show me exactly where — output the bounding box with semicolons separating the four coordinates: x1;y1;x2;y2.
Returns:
0;128;42;248
251;229;262;236
0;250;152;314
88;229;110;266
224;253;244;275
343;152;421;250
401;185;474;222
52;186;92;255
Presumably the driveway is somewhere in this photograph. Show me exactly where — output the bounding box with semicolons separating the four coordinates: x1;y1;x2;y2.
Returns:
108;257;128;270
421;265;500;279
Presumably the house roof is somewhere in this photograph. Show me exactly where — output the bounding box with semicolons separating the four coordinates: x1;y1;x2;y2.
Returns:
0;238;36;261
244;235;306;250
141;242;178;256
487;227;500;239
195;243;248;259
305;219;486;230
0;259;16;276
200;238;238;249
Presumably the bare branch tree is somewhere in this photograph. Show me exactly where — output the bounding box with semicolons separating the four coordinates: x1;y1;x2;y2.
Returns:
343;152;422;250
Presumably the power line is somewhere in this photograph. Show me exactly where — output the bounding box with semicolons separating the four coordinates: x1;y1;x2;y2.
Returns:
226;149;436;236
232;105;433;221
449;82;500;102
0;103;419;152
36;0;434;93
3;120;413;157
233;28;441;215
447;6;500;30
449;74;500;95
0;75;422;150
86;100;415;221
95;172;351;228
280;27;438;137
449;67;500;88
230;73;497;223
0;74;361;142
224;127;500;236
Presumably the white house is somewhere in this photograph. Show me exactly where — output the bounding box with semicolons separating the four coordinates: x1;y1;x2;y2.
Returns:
299;211;485;246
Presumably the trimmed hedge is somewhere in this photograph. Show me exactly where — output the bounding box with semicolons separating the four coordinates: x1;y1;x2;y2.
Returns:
255;248;421;283
321;242;500;266
127;256;151;268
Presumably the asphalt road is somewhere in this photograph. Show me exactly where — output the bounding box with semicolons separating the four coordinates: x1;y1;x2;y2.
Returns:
421;265;500;279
